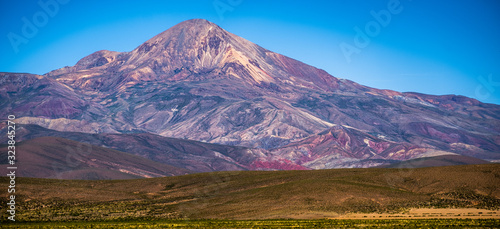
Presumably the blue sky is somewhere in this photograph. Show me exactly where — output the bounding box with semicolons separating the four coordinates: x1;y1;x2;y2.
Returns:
1;0;499;104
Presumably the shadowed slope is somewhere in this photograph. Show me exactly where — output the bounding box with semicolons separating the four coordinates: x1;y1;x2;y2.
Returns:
1;124;305;173
0;136;191;179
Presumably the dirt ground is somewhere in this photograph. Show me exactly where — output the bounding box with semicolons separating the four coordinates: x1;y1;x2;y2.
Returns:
338;208;500;219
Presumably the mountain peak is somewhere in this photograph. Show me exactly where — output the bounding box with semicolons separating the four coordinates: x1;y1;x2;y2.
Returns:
154;18;224;40
126;18;232;64
172;18;218;29
142;18;226;45
48;19;341;91
121;18;280;84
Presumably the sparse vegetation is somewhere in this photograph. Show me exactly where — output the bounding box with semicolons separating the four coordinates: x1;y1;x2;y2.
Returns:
0;164;499;225
1;219;500;228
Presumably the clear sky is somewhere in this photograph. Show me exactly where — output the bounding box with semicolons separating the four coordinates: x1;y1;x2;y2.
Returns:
1;0;499;104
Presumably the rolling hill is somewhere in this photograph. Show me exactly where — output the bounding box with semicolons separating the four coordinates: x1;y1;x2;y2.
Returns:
0;136;191;179
0;164;499;221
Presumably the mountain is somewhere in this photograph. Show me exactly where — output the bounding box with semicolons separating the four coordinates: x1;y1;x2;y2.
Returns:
1;124;304;173
270;123;499;169
0;73;97;120
0;72;113;133
1;19;499;171
0;136;191;179
39;19;346;148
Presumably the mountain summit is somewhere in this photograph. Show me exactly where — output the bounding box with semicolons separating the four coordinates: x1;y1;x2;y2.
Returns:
2;19;500;170
47;19;341;92
128;19;259;70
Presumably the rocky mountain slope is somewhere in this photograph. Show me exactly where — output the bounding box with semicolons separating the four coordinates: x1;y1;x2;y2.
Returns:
1;19;499;171
1;124;304;173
